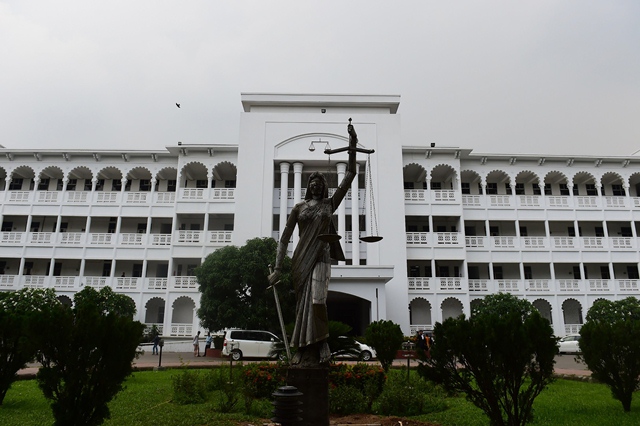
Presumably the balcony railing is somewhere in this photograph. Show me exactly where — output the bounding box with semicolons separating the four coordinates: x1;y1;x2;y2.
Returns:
170;323;193;337
410;277;638;294
406;232;462;246
404;189;458;204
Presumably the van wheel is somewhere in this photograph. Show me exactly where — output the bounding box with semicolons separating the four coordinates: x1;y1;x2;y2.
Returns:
360;350;372;361
231;349;242;361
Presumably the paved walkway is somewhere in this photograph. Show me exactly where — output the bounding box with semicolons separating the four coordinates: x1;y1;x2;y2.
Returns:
17;352;590;379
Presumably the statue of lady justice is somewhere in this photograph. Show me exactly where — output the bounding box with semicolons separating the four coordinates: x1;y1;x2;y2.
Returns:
268;121;359;367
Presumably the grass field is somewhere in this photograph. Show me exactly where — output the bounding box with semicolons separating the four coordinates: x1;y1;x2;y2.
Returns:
1;370;639;426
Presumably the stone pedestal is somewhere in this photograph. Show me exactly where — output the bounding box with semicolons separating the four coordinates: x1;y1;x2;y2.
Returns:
286;366;329;426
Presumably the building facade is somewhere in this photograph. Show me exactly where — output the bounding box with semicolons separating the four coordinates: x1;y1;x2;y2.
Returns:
1;93;639;337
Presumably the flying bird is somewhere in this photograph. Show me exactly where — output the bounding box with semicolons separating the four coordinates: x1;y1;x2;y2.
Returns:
176;103;180;108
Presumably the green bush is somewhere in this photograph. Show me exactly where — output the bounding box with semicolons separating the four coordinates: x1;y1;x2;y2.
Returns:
374;372;447;417
171;369;207;405
329;385;367;415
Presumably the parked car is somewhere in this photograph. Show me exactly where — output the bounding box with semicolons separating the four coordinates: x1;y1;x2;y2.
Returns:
558;333;581;354
221;329;283;361
331;336;377;361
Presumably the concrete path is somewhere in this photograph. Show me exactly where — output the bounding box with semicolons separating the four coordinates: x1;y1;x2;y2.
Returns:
18;352;590;379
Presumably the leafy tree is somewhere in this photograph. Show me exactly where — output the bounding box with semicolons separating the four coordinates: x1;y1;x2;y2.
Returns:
34;287;144;426
196;237;294;334
0;288;60;405
417;293;557;426
578;297;640;412
364;320;404;372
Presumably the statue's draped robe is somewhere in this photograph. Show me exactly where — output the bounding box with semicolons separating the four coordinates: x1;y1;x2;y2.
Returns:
290;198;334;348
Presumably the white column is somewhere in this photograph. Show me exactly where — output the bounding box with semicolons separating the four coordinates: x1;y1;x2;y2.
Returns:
351;163;360;265
336;163;347;265
292;163;304;249
279;163;290;239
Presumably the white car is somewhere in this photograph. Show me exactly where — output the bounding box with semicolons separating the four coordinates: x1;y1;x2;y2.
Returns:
332;336;377;361
558;334;581;354
221;329;283;361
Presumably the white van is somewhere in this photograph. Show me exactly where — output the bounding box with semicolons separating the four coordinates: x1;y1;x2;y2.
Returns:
222;329;282;361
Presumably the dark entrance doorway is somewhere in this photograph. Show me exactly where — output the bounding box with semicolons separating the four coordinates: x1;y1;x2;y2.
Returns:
327;291;371;336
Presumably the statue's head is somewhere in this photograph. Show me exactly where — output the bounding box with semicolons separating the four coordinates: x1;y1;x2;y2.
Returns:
304;172;328;200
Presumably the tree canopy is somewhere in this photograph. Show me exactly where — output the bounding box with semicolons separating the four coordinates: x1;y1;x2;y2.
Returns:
579;297;640;412
418;293;557;426
196;237;294;335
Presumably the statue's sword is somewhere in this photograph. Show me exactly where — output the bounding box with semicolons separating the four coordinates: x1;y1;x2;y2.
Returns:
268;264;292;361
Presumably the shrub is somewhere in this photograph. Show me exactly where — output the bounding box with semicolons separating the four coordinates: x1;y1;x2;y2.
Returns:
418;292;557;426
329;385;367;415
579;297;640;412
34;287;144;426
364;320;404;372
374;372;447;416
172;369;207;405
0;288;59;405
241;362;286;399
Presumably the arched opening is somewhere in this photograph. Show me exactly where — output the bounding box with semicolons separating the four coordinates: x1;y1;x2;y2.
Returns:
441;297;464;321
562;298;583;334
533;298;553;324
327;291;371;336
410;297;432;330
171;296;195;337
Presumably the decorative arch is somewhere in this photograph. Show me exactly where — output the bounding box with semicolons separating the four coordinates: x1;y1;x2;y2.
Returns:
561;298;583;332
68;165;93;180
410;297;432;326
628;172;640;197
485;170;511;194
212;161;237;183
57;295;73;307
36;166;64;191
179;161;208;184
441;297;464;321
601;171;626;196
571;171;597;196
429;164;458;190
97;166;123;180
544;170;568;185
126;166;153;180
156;167;178;181
171;296;196;324
461;170;483;195
532;298;553;324
144;297;166;324
403;163;427;189
514;170;541;195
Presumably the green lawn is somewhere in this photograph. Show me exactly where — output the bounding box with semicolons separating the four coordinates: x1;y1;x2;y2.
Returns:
2;370;640;426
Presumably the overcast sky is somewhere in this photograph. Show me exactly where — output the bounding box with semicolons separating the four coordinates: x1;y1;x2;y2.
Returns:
2;1;639;156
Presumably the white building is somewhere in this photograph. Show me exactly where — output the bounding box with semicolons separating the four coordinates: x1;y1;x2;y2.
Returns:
1;93;639;337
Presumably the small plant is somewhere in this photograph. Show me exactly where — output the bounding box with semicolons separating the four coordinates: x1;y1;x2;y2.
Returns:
241;362;286;399
171;369;207;405
329;385;367;415
217;379;239;413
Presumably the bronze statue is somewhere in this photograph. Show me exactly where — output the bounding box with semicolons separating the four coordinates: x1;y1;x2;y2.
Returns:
269;121;361;366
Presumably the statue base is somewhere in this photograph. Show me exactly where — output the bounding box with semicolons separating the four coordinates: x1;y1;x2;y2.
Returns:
287;366;329;426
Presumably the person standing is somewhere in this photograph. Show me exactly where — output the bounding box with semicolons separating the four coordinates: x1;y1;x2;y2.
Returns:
152;334;160;355
204;332;212;356
193;330;201;357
